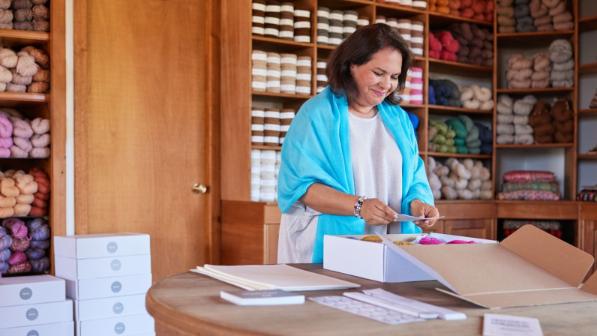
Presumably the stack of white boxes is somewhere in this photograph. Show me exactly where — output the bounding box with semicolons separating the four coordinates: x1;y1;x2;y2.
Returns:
0;275;73;335
54;233;154;336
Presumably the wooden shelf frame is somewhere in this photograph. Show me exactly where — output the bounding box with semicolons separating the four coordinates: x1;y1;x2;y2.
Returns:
426;152;492;159
579;62;597;75
579;15;597;32
579;108;597;116
428;104;493;115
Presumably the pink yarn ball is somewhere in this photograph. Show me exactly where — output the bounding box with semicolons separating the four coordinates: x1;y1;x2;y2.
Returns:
447;239;476;244
8;250;26;265
419;236;445;245
3;218;28;239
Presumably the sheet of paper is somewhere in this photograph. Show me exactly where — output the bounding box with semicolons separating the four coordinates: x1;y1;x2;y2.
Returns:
310;296;423;325
483;314;543;336
395;214;444;222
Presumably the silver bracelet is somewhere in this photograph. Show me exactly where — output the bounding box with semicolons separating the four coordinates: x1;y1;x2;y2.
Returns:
353;195;366;218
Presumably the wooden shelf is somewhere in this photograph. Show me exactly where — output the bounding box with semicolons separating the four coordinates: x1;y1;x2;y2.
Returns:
579;15;597;32
428;11;492;27
496;200;578;220
0;92;48;104
252;91;312;100
374;2;426;15
0;29;49;45
496;143;574;149
428;104;493;115
317;44;337;51
252;35;313;50
252;144;281;151
400;102;425;109
413;55;425;62
496;30;574;45
496;87;573;95
578;153;597;160
426;151;492;159
579;108;597;116
579;62;597;75
429;58;492;76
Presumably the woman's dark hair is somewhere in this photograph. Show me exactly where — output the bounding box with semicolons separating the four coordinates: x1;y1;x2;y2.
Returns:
326;23;412;105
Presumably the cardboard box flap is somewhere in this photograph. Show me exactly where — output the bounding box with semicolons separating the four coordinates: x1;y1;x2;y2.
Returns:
501;225;594;287
397;243;573;296
582;271;597;295
438;287;597;309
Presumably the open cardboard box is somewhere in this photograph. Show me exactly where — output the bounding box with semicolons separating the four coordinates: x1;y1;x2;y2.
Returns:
324;225;597;309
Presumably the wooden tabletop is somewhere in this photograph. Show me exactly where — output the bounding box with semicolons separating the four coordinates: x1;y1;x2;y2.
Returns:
146;265;597;335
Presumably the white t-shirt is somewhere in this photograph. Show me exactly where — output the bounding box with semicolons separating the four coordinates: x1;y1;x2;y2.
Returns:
349;111;403;234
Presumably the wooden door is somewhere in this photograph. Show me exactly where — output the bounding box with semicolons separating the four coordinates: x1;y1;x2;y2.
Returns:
74;0;218;281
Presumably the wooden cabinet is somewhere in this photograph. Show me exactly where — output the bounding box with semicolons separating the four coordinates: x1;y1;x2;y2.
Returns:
434;201;496;240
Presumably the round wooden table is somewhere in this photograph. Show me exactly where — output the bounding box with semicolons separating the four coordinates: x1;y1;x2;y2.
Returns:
146;265;597;335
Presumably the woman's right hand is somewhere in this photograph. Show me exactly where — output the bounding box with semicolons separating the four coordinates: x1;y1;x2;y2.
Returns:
360;198;398;225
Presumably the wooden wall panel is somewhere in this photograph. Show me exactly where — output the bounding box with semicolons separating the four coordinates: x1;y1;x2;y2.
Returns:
74;0;217;281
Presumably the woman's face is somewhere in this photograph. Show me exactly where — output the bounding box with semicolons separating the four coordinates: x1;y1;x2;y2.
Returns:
350;47;402;107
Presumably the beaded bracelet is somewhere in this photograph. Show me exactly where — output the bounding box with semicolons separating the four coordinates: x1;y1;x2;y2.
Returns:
353;195;366;219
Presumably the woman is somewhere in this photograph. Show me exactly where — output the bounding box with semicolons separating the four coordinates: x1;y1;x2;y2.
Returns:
277;24;439;264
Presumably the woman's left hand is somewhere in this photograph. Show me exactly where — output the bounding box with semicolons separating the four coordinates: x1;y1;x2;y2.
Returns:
410;200;440;229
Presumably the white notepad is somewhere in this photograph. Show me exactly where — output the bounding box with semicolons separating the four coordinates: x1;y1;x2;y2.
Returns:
192;264;360;291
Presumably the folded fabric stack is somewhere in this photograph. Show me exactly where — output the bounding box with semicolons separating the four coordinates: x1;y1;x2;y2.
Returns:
577;185;597;202
429;79;461;107
544;0;573;31
460;84;493;110
530;0;552;31
399;67;423;105
497;0;516;33
512;95;535;144
446;115;481;154
531;52;551;88
502;220;562;238
427;157;493;200
428;0;493;22
450;23;493;66
498;170;560;200
0;45;50;93
514;0;535;33
551;98;573;143
529;100;553;143
12;0;50;32
29;167;49;217
428;119;456;153
549;39;574;88
496;95;514;144
591;89;597;108
476;122;492;154
0;217;50;275
506;54;533;89
429;30;459;62
251;149;280;202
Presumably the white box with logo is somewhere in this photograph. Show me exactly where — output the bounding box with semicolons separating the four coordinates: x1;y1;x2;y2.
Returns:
75;294;147;321
0;300;73;329
0;275;65;307
66;274;152;300
77;313;155;336
0;321;74;336
56;254;152;280
54;233;150;259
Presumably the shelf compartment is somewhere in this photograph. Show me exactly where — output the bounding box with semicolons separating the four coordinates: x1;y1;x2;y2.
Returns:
426;151;492;159
429;58;493;76
496;87;574;95
374;2;426;15
0;92;48;104
579;62;597;75
252;91;312;100
252;144;282;151
579;108;597;116
579;15;597;32
0;29;49;46
428;104;493;115
496;143;574;149
496;200;578;220
428;12;492;27
496;30;574;46
252;35;313;52
578;153;597;160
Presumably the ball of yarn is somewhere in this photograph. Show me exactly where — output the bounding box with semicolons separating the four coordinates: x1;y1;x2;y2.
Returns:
11;237;30;252
30;256;49;273
2;218;28;239
0;247;10;261
26;247;45;260
0;226;6;236
30;224;49;241
0;234;11;250
447;239;476;244
0;261;8;273
8;260;31;274
29;239;49;249
8;250;26;265
419;236;445;245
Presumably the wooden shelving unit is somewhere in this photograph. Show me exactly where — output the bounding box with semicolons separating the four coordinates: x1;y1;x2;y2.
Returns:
496;87;574;94
579;108;597;115
428;104;493;115
0;92;48;104
252;144;282;151
578;153;597;160
428;58;493;75
579;62;597;75
426;152;492;159
496;143;575;149
252;91;312;100
579;15;597;32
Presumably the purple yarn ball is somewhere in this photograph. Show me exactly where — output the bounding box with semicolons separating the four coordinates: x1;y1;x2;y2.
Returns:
0;235;11;250
0;248;11;262
30;257;49;273
2;218;28;239
27;218;45;231
11;237;30;252
29;239;49;249
0;261;8;274
0;226;6;236
26;248;45;260
30;225;50;241
8;251;27;265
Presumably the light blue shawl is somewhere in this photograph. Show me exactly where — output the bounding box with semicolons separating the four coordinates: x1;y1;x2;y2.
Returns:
277;87;434;263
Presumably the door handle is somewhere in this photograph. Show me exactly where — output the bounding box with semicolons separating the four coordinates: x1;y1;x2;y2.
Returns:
192;183;209;194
